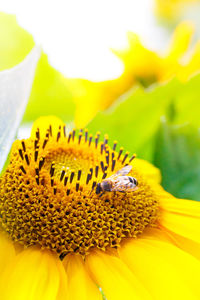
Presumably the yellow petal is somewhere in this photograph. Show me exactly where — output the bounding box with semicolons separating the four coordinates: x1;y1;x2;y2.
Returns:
138;227;172;243
56;258;69;300
165;230;200;261
178;41;200;82
139;226;200;261
160;210;200;244
63;254;102;300
113;32;161;85
119;238;200;299
0;248;63;300
160;21;195;82
167;21;194;60
31;116;65;139
85;250;151;300
73;75;134;128
140;225;200;260
134;158;161;184
154;0;176;19
160;196;200;217
0;232;15;272
72;80;103;128
159;197;200;244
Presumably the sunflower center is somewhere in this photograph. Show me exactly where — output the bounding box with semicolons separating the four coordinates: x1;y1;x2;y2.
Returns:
45;147;98;181
0;127;159;258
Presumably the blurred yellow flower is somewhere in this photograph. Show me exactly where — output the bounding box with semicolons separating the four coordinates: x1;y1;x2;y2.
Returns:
69;33;163;127
1;13;200;129
114;21;200;83
67;73;138;129
160;21;200;82
0;116;200;299
72;21;200;127
154;0;200;20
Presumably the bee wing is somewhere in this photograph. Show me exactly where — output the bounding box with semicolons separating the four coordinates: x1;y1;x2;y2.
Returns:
115;165;132;176
111;182;138;192
126;186;138;192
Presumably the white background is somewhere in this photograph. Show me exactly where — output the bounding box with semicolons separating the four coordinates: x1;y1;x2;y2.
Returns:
1;0;200;81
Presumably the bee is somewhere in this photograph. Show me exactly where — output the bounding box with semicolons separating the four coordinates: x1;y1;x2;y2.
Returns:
95;165;138;195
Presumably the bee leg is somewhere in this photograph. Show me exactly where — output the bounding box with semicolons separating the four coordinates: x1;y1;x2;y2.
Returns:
99;192;104;197
95;183;102;195
89;189;94;196
89;181;97;195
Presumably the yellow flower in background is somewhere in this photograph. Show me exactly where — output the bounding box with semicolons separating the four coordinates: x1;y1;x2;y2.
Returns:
114;21;199;84
72;21;200;127
111;33;163;87
154;0;199;20
160;21;200;82
0;116;200;299
1;13;200;129
67;72;139;128
70;34;163;128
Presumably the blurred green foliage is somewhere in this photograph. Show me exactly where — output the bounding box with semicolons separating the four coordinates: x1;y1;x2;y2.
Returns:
154;118;200;200
88;75;200;200
23;53;75;124
0;12;75;125
87;80;178;161
172;74;200;127
0;13;34;70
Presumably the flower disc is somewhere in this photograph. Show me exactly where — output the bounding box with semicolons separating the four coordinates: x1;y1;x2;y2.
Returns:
0;126;159;258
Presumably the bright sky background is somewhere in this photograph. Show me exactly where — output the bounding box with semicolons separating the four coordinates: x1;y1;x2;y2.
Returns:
1;0;198;81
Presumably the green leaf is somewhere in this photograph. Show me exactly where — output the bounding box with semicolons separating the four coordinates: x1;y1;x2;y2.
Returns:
0;12;75;126
87;70;200;160
87;73;200;201
174;73;200;127
23;53;75;124
153;117;200;201
87;79;179;161
0;13;34;70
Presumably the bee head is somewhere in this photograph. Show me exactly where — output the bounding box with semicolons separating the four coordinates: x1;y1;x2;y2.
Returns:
101;180;112;192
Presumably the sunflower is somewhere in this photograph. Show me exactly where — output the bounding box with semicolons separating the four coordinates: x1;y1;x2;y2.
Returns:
0;116;200;300
154;0;199;20
71;22;200;128
113;22;197;85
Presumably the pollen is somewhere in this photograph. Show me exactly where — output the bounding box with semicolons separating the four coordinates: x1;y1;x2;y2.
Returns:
0;126;159;258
